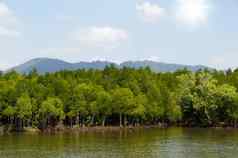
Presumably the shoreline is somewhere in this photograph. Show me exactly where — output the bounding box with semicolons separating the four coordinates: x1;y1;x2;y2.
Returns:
1;124;238;134
40;125;168;133
1;124;169;134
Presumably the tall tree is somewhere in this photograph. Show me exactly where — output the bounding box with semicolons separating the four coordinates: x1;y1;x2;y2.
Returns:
15;94;33;131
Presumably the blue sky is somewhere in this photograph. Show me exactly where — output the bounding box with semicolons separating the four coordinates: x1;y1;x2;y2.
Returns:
0;0;238;70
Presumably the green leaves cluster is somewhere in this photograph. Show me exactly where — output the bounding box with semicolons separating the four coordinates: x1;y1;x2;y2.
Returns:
1;67;238;130
178;72;238;126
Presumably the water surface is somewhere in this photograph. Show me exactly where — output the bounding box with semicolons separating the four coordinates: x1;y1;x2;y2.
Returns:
1;128;238;158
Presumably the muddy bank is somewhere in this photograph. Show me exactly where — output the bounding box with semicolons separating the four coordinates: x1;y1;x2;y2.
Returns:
39;124;169;133
0;123;169;134
3;123;236;134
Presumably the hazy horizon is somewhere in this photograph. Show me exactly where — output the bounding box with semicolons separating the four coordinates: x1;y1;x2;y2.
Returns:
1;0;238;70
2;57;214;71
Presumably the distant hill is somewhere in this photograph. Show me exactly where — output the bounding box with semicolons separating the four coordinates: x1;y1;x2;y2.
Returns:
8;58;211;74
120;60;209;72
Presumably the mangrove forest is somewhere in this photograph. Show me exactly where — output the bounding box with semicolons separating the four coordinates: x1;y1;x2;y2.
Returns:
1;66;238;131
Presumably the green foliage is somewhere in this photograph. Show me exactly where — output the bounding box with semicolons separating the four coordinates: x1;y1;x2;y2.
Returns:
16;94;32;120
39;97;64;120
2;105;15;117
1;67;238;130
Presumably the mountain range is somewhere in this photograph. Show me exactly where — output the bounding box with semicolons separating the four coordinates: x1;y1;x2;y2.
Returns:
7;58;211;74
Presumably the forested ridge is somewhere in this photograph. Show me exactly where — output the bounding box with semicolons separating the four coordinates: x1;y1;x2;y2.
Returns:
10;57;209;74
1;65;238;131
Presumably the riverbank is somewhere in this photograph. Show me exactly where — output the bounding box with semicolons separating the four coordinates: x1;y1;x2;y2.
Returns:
1;123;237;134
0;124;169;134
41;124;170;133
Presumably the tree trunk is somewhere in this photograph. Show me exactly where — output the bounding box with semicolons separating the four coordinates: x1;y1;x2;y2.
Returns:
119;113;122;127
70;118;73;128
124;115;127;127
76;114;80;126
102;116;106;127
10;117;13;125
91;115;95;126
22;119;24;130
136;118;140;126
16;118;23;132
82;118;85;127
46;117;49;129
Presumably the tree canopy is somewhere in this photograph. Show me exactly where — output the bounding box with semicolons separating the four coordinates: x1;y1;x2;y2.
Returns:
1;67;238;131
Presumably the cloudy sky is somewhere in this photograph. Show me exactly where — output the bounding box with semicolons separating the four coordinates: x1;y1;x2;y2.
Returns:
0;0;238;70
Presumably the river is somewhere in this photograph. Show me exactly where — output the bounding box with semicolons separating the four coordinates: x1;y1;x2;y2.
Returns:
0;128;238;158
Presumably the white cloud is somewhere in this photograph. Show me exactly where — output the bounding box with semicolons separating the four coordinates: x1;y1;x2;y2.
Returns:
42;47;81;55
209;52;238;69
147;56;160;62
136;1;165;23
37;47;81;62
0;60;13;70
0;26;20;37
0;2;19;37
71;26;128;49
175;0;210;26
0;2;10;16
209;56;225;69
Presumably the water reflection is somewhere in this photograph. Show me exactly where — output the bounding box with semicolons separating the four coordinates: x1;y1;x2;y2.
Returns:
0;128;238;158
